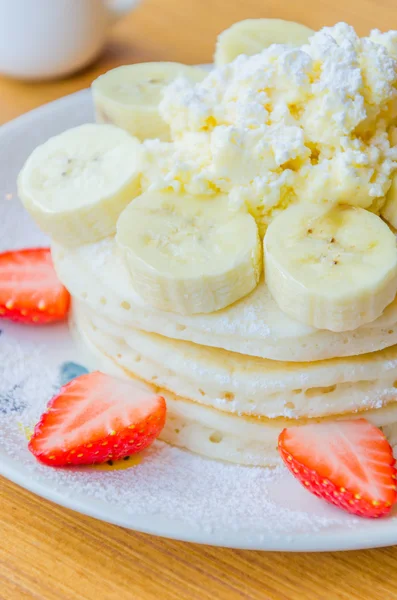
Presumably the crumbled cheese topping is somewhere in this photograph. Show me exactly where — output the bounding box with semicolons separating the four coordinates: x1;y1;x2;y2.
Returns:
141;22;397;232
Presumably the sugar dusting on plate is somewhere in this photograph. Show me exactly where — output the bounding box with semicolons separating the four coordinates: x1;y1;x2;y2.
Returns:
0;381;357;539
0;299;364;540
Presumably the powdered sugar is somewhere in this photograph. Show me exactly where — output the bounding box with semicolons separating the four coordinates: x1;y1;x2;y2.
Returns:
0;352;360;543
0;334;57;418
84;236;116;272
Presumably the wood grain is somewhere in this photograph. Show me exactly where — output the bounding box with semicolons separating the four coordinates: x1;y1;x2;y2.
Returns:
3;478;397;600
2;1;397;598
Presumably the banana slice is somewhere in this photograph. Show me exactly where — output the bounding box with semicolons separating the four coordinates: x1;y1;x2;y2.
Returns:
17;123;142;246
381;173;397;229
264;204;397;332
214;19;314;66
116;191;262;314
92;63;207;141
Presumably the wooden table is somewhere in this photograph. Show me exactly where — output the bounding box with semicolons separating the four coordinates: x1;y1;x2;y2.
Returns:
2;1;397;598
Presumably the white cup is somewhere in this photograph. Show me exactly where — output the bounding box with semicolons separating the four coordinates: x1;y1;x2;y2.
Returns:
0;0;139;80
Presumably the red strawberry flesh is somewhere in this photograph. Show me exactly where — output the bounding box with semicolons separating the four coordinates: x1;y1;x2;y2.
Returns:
0;247;70;324
278;419;397;518
28;371;166;466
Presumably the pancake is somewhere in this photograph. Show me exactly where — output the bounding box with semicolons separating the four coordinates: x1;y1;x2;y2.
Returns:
71;308;397;467
52;238;397;362
72;302;397;419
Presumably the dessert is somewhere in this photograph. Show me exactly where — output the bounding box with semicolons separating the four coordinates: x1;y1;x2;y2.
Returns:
13;21;397;484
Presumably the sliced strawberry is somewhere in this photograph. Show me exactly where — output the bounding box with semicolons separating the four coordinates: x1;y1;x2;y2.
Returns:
278;419;397;518
0;247;70;324
28;371;166;466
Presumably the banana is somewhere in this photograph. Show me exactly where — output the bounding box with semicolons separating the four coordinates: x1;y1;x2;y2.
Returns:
264;204;397;332
17;123;142;246
381;173;397;229
92;63;207;141
116;191;262;314
214;19;314;66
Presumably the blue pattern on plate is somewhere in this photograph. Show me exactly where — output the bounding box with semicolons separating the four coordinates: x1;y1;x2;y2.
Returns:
0;383;26;415
59;361;89;387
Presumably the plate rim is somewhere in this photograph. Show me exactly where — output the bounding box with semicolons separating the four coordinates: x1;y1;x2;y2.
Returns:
0;88;90;134
3;452;397;552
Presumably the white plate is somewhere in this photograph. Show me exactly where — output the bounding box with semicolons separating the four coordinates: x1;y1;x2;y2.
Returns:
2;90;397;552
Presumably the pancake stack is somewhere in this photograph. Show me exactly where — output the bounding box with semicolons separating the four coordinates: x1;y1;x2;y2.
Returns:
48;238;397;467
16;20;397;466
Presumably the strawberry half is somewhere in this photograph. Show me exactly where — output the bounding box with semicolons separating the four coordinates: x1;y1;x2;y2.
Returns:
0;247;70;324
28;371;166;466
278;419;397;518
